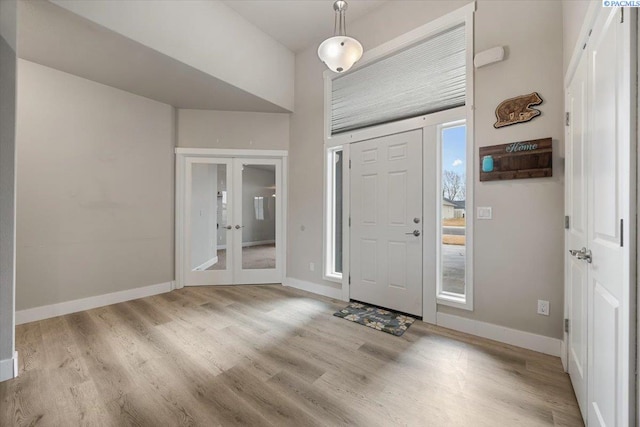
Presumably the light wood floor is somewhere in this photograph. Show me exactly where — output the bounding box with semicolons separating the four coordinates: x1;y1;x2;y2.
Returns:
0;285;583;426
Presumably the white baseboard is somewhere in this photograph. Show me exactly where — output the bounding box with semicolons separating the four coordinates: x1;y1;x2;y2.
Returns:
16;281;175;325
217;240;275;250
436;312;562;357
194;256;218;271
0;351;18;382
283;277;345;300
560;337;568;371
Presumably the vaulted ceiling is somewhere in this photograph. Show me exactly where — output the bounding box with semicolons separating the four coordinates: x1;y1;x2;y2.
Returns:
223;0;387;52
17;0;390;113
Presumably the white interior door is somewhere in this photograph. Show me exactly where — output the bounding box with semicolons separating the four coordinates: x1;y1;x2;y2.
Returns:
184;156;283;286
350;129;423;316
232;158;283;285
585;8;633;426
565;48;588;419
186;157;234;285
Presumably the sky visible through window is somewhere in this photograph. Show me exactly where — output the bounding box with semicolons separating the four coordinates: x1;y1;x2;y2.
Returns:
442;125;466;179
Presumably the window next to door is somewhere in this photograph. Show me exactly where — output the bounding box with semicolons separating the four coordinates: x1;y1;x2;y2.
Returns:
324;146;343;282
437;120;473;310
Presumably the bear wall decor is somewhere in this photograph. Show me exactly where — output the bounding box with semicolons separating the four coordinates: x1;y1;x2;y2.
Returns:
493;92;543;129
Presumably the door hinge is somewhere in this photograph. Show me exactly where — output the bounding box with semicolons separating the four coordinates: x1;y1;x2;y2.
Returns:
349;159;352;169
349;217;351;227
565;112;570;127
564;215;570;229
620;8;624;24
348;275;351;284
620;219;624;247
564;318;570;334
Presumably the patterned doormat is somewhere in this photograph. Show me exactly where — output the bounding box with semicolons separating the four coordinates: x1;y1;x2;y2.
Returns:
333;302;416;336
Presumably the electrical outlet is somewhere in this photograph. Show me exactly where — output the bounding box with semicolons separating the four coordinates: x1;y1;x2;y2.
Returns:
309;262;315;272
537;300;550;316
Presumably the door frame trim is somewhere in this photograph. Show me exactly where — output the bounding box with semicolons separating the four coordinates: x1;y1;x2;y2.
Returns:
330;106;468;323
175;148;288;289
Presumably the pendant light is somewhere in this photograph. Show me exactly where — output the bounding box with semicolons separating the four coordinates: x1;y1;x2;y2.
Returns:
317;0;363;73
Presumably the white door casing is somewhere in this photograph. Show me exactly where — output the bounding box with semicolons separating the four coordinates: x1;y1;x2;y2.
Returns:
350;129;423;316
565;48;588;420
585;8;634;426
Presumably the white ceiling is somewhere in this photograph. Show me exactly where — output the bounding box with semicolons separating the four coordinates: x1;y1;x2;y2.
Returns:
17;1;389;112
223;0;388;52
18;1;288;112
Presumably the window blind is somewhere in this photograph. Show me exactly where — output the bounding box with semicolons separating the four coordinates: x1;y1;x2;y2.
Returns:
330;24;466;135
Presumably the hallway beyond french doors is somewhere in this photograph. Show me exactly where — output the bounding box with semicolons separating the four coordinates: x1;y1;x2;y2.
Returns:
178;154;284;286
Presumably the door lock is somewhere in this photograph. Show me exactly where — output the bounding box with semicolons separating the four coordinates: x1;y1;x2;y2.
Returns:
405;230;421;237
569;247;592;263
413;217;421;224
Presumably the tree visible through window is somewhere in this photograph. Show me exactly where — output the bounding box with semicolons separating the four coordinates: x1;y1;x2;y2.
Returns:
441;124;466;296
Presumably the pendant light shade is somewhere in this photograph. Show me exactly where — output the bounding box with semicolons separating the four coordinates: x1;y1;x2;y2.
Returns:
318;36;363;73
318;0;363;73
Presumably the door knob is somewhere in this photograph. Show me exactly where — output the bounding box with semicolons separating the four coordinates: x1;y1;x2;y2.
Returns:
225;225;232;230
405;230;421;237
235;225;244;229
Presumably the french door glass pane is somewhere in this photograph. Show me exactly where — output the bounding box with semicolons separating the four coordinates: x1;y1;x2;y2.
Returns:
190;163;228;272
241;164;277;270
441;125;466;295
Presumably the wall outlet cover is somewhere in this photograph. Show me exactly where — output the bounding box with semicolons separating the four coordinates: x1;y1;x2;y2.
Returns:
537;300;550;316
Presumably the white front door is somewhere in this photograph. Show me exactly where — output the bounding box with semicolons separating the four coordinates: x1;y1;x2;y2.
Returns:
184;157;283;286
350;129;423;316
585;8;633;426
565;46;588;418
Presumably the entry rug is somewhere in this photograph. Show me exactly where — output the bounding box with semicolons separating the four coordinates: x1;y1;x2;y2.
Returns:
333;302;416;336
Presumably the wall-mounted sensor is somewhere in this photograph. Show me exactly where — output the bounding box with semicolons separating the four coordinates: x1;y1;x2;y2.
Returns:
474;46;505;68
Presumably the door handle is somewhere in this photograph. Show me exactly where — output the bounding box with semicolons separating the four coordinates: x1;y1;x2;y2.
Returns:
235;225;244;229
225;225;232;230
405;230;421;237
569;247;592;263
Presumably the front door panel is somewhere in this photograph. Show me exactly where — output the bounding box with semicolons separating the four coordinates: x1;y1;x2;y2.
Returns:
350;129;423;315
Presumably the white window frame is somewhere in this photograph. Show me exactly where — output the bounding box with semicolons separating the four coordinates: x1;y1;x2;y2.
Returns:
323;145;344;283
321;2;475;319
436;119;474;311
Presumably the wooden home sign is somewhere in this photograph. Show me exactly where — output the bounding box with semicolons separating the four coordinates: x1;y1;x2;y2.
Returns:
479;137;552;182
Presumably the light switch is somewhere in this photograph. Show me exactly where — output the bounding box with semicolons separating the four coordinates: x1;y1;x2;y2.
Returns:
477;207;492;220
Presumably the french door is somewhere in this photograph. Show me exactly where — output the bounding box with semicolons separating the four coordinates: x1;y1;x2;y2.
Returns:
181;155;283;286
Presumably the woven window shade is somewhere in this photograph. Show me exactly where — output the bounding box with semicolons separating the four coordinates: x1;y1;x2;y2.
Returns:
331;24;466;135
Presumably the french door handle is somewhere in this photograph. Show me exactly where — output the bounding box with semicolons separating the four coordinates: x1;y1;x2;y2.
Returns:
235;225;244;229
225;225;233;230
405;230;421;237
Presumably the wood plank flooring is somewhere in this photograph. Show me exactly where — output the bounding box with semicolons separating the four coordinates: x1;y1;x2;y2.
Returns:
0;285;583;426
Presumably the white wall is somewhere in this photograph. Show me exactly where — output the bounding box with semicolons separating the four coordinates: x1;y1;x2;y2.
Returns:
51;0;295;112
0;0;17;382
177;110;290;150
15;60;175;310
289;0;565;339
190;163;217;269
